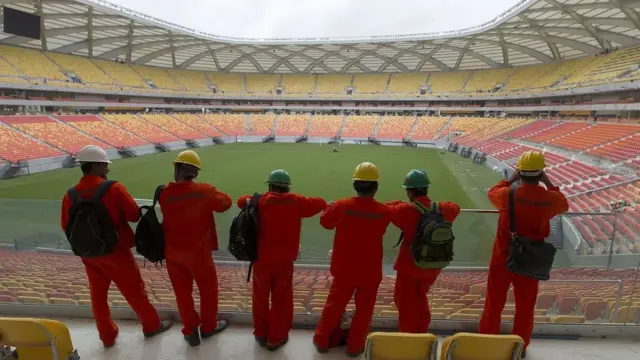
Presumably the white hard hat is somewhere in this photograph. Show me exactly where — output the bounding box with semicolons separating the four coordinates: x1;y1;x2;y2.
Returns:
76;145;111;163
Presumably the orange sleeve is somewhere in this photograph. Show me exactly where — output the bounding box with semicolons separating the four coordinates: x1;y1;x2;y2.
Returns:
488;180;510;211
60;193;70;232
546;186;570;217
203;184;232;213
297;195;328;218
385;200;404;207
438;201;461;222
114;183;140;222
319;200;343;230
237;195;250;209
387;202;414;233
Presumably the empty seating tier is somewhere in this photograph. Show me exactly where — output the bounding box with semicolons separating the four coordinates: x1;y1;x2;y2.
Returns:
167;69;211;92
525;121;589;143
0;125;62;162
200;114;248;135
0;45;66;81
587;134;640;163
439;117;501;140
1;116;107;154
463;68;514;92
46;52;115;87
308;115;342;137
171;114;222;137
250;114;276;135
131;65;182;90
245;75;279;94
428;71;470;93
282;75;315;94
342;116;379;138
376;116;415;140
550;123;639;151
499;120;559;139
387;73;428;94
411;117;448;140
276;115;309;136
102;114;180;143
353;74;389;94
315;74;352;94
92;60;148;89
207;73;243;93
139;114;203;140
56;115;147;148
457;119;531;146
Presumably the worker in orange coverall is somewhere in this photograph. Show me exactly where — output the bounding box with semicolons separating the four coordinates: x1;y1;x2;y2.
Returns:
61;145;171;348
237;169;327;351
386;169;460;333
479;151;569;359
158;150;232;347
313;162;392;358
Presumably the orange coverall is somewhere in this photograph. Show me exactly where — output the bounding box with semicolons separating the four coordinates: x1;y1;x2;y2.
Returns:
386;196;460;333
313;197;392;354
479;180;568;348
237;192;327;344
61;175;161;345
159;181;232;335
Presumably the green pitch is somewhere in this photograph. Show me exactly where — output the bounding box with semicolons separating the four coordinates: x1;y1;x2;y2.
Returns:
0;143;502;265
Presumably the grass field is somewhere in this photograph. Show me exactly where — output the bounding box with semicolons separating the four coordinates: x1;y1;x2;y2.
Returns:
0;143;503;264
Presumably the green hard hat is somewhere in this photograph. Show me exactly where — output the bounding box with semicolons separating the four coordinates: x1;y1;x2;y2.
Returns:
266;169;291;185
402;169;431;189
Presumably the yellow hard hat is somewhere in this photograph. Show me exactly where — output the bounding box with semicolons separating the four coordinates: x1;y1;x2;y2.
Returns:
174;150;202;170
352;162;379;181
517;150;546;174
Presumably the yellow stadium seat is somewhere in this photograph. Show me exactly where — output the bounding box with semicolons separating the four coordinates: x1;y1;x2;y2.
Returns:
551;315;586;324
19;296;48;305
440;333;524;360
447;313;480;321
364;332;438;360
0;317;79;360
49;298;78;306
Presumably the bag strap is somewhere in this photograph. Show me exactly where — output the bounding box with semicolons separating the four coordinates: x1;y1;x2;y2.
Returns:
509;187;516;234
93;180;116;201
250;192;262;206
66;187;81;207
152;185;165;207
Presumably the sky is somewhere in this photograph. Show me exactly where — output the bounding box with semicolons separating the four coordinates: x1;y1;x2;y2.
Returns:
109;0;522;38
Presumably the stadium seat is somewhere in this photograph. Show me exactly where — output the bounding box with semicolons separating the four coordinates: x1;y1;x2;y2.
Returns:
199;114;248;135
207;73;244;93
411;117;449;141
282;74;316;94
245;74;280;94
364;332;438;360
342;116;379;138
0;317;79;360
102;114;180;143
170;114;223;137
138;114;204;140
92;59;148;89
308;115;343;137
315;74;352;94
250;114;276;136
276;114;309;136
439;333;524;360
376;116;416;140
0;125;63;162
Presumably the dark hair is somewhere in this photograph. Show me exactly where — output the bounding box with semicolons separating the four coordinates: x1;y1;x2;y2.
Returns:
520;174;542;185
407;187;428;197
80;162;93;174
268;184;290;193
353;181;378;197
175;163;198;181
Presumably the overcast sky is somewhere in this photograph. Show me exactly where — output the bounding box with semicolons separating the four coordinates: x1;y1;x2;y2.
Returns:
110;0;522;38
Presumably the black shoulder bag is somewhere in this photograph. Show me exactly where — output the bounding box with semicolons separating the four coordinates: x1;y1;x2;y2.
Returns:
505;188;557;281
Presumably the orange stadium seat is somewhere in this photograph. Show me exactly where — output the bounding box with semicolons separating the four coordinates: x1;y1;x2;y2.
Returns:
276;114;309;136
170;114;223;138
411;117;449;141
0;122;63;162
199;114;248;135
549;123;639;151
138;114;204;140
101;114;180;143
1;115;108;154
341;115;379;138
376;116;415;140
308;115;342;137
499;120;559;140
250;114;276;136
56;115;148;148
587;134;640;163
525;121;590;143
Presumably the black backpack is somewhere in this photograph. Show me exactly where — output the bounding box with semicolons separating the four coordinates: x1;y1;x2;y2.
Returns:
229;193;261;281
135;185;165;264
65;180;118;257
395;201;455;269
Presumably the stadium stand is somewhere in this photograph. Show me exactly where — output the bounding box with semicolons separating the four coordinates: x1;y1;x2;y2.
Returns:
56;115;147;148
428;71;471;93
587;134;640;164
46;52;116;88
528;58;594;89
0;55;27;83
463;68;515;92
503;64;557;91
92;59;148;89
549;123;640;151
439;117;501;140
102;114;180;143
207;73;244;93
341;115;379;138
0;45;67;82
353;74;389;94
138;114;204;140
245;75;280;94
250;114;276;135
499;120;559;140
387;73;428;94
282;74;315;94
411;117;449;141
167;69;212;92
456;118;531;146
308;115;342;137
276;114;309;136
525;121;590;143
375;116;415;140
0;124;63;162
556;56;610;88
315;74;352;94
1;115;107;155
131;65;182;91
577;47;640;86
170;113;223;137
199;114;248;135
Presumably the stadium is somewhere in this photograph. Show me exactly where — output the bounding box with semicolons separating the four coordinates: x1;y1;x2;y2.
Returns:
0;0;639;358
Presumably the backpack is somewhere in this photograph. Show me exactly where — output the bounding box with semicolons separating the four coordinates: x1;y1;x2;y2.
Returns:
135;185;165;264
228;193;261;281
65;180;118;257
395;201;455;269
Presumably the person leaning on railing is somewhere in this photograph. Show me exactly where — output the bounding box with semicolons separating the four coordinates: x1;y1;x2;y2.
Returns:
478;150;569;359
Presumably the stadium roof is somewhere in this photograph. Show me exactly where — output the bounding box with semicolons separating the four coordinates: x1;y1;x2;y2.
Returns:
1;0;640;73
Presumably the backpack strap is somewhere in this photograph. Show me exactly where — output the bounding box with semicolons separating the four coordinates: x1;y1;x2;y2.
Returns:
250;192;262;206
430;201;440;213
66;186;82;207
152;185;165;207
509;187;516;234
93;180;116;201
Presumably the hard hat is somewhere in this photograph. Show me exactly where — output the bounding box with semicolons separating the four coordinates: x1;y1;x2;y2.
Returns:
517;150;546;175
266;169;291;185
352;162;379;182
76;145;110;163
403;169;431;189
174;150;202;170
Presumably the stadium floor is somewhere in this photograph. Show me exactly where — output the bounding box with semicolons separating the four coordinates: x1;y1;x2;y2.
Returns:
63;319;640;360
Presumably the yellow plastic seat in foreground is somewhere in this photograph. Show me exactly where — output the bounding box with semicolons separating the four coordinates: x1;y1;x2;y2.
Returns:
440;333;523;360
364;332;438;360
0;317;79;360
